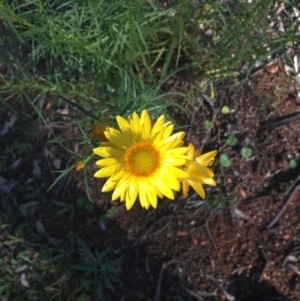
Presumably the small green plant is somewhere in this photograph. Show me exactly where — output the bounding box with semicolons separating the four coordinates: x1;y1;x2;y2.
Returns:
204;119;213;130
241;146;252;159
226;136;252;159
226;134;238;147
0;222;66;301
218;153;232;191
219;153;231;168
288;159;297;169
52;197;94;221
205;194;237;212
69;237;121;300
0;216;122;301
221;106;230;115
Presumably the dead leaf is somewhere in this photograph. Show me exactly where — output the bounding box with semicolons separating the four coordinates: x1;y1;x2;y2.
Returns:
20;273;30;288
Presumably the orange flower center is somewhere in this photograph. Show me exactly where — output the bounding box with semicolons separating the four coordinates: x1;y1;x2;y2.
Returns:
124;142;160;177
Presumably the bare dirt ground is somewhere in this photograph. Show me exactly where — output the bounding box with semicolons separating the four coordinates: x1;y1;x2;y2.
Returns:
110;60;300;301
1;59;300;301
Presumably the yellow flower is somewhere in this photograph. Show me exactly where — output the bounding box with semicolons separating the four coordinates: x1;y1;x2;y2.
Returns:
93;110;189;210
182;143;217;199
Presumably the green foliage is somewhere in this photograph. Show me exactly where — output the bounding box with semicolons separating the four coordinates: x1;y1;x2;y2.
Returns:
70;237;121;299
226;134;237;147
288;158;297;169
184;0;299;78
205;194;237;212
221;106;230;115
219;153;231;168
0;218;121;301
1;0;298;143
1;0;186;116
241;146;252;159
2;0;298;116
204;119;213;130
0;122;121;300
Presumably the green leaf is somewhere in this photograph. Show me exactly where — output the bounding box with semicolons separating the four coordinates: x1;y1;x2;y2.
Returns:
204;120;213;130
221;106;230;114
288;159;297;169
226;134;237;146
241;147;252;158
219;153;231;168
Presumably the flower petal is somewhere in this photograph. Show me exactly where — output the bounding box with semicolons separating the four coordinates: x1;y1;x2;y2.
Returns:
151;114;165;137
202;177;216;186
147;189;158;209
187;162;214;182
111;177;129;200
189;181;205;198
96;158;119;167
181;180;189;198
117;115;130;132
155;179;175;200
140;110;151;140
94;165;119;178
102;170;127;192
125;184;138;210
196;150;217;166
93;146;111;157
139;182;151;209
167;166;189;180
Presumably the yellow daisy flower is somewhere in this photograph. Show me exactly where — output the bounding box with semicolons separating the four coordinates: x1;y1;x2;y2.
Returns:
93;110;189;210
182;143;217;199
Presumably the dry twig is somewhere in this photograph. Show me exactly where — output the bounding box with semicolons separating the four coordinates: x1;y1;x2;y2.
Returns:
267;173;300;229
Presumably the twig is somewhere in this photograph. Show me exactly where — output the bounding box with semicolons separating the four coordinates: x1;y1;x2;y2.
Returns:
283;247;300;276
152;260;177;301
180;286;207;301
267;173;300;229
180;275;218;301
153;263;165;301
205;218;217;249
142;215;174;239
258;245;271;283
232;206;256;225
260;111;300;130
286;264;300;276
207;275;236;301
